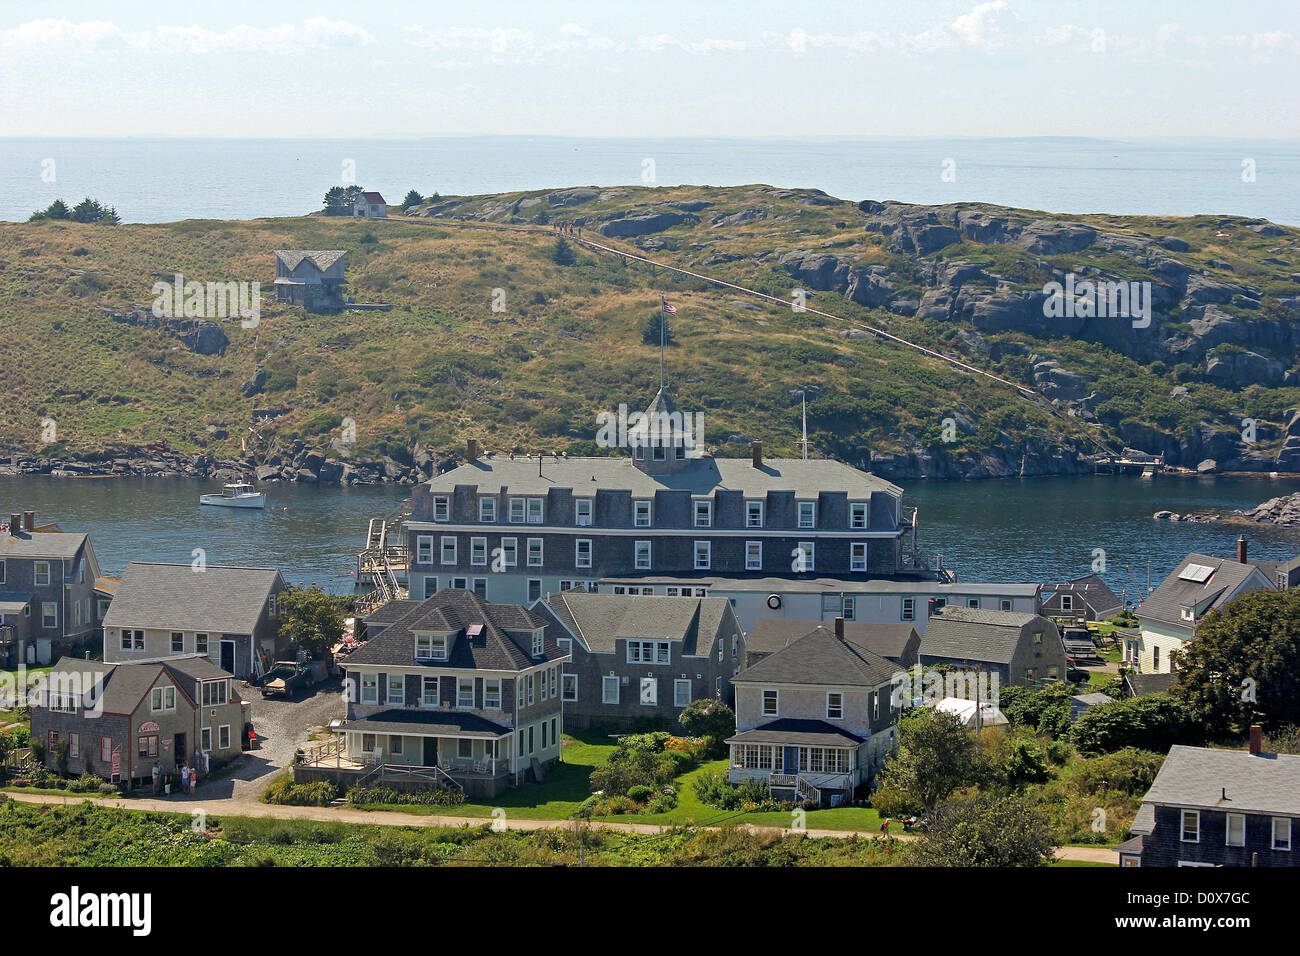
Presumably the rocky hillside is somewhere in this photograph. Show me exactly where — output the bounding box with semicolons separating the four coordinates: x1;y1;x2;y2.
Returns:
1;183;1298;483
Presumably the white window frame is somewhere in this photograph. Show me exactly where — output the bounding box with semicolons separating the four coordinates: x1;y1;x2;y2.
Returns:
433;496;450;522
35;561;50;587
218;725;231;750
527;498;544;524
200;727;212;751
694;540;711;570
746;500;764;528
416;535;434;564
850;542;867;572
457;677;475;708
387;673;405;706
575;498;593;527
674;679;691;708
1273;817;1292;851
527;538;543;567
694;499;712;528
575;539;592;569
440;536;457;565
502;537;518;568
795;541;814;573
360;673;379;705
509;498;526;523
484;678;501;709
602;675;619;704
422;675;440;707
470;536;488;566
42;602;57;629
634;499;653;528
634;540;652;570
479;497;496;522
850;501;868;529
761;689;779;717
902;597;916;622
745;540;762;571
562;674;578;701
1226;813;1246;847
1181;809;1200;843
797;500;816;529
827;691;844;720
150;686;176;713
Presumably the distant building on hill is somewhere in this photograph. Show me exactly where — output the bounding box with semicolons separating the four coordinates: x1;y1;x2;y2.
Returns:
273;250;347;312
353;191;388;218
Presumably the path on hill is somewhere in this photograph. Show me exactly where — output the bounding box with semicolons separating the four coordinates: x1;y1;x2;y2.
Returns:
1;790;1113;862
382;213;1120;460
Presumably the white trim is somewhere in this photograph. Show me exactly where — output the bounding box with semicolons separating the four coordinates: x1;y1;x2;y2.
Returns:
407;522;903;539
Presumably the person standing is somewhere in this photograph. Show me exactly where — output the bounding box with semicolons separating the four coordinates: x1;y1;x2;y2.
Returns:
180;764;189;794
151;761;161;796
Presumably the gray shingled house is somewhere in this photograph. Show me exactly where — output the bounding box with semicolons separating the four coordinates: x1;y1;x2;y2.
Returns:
402;387;922;607
308;589;569;798
1;513;108;665
1133;546;1274;674
31;654;247;785
919;606;1066;688
273;250;347;311
727;617;901;807
102;562;287;679
1039;573;1124;623
1119;733;1300;867
744;618;919;670
531;591;745;730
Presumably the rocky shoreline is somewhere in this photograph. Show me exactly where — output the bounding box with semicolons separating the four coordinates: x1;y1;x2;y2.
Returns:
0;440;461;487
1155;490;1300;528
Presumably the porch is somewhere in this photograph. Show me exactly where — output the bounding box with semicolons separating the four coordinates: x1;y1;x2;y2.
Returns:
725;718;865;808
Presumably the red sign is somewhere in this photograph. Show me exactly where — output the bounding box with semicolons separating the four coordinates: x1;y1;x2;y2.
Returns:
139;721;159;733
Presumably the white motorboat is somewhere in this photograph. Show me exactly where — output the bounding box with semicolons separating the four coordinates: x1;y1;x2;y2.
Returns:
199;483;267;509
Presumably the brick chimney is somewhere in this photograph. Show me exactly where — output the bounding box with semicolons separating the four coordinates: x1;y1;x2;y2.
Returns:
466;438;479;463
1237;535;1247;564
1249;724;1263;755
834;616;845;640
751;441;762;468
23;511;34;532
8;514;19;536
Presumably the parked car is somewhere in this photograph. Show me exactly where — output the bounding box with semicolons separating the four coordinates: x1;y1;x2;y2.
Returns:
255;660;314;698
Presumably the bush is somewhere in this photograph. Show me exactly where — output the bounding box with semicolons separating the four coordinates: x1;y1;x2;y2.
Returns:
692;769;782;812
626;784;654;803
261;774;339;807
346;785;466;807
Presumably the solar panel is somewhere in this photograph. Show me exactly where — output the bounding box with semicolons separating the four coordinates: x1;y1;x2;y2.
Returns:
1179;563;1216;583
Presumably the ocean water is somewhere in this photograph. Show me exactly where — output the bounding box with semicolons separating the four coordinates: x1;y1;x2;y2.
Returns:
1;136;1297;225
3;473;1298;596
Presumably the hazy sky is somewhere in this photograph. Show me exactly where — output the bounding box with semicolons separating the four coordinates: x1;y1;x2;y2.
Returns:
2;1;1297;139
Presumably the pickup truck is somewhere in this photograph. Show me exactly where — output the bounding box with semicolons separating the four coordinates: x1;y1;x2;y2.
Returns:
255;661;315;698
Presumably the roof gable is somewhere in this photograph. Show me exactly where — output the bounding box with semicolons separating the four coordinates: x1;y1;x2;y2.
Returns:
102;562;283;634
735;624;896;687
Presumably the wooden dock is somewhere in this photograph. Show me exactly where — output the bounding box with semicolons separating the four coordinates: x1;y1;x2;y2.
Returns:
356;517;409;612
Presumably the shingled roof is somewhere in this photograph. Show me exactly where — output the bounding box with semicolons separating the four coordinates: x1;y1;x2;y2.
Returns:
733;623;897;687
102;562;283;635
1137;553;1272;634
349;588;565;671
274;250;347;271
746;618;918;663
920;606;1054;665
0;531;88;561
44;654;235;716
534;591;733;656
1135;745;1300;824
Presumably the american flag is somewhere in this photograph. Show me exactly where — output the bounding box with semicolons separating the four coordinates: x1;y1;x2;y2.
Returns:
661;299;677;315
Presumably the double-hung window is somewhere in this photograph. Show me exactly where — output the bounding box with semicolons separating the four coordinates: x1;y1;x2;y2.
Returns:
457;678;475;708
422;676;439;707
827;692;844;720
121;629;144;651
35;562;50;586
527;538;543;567
602;676;619;704
484;679;501;709
795;541;814;572
694;499;712;528
762;689;779;717
479;497;496;522
433;497;449;522
850;542;867;572
901;598;916;622
634;540;652;570
694;540;711;570
634;500;652;527
170;632;185;653
575;539;592;569
416;535;433;564
509;498;526;523
151;686;176;712
1274;818;1292;851
1226;813;1246;847
527;498;544;524
674;679;691;708
575;499;592;527
797;501;816;529
746;501;763;528
387;674;405;706
745;540;762;571
1181;809;1200;843
501;538;518;568
471;537;487;566
440;536;457;565
850;502;867;529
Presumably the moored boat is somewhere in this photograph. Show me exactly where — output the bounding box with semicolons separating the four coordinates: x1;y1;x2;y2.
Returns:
199;483;267;509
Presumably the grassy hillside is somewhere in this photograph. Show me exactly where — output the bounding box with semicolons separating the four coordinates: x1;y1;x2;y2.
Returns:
1;183;1297;474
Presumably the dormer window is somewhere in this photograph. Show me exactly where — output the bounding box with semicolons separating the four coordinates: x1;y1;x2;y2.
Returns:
433;496;449;522
509;498;525;523
634;500;653;527
532;630;544;657
415;633;448;660
850;502;867;529
575;498;593;526
527;498;544;524
746;501;763;528
1180;606;1195;622
798;501;816;529
479;498;496;522
694;499;712;528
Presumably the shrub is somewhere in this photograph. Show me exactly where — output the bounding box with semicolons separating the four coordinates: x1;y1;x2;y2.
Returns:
261;774;339;807
346;785;465;807
626;784;654;803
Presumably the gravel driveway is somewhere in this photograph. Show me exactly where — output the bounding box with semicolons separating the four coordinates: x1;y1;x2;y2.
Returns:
190;676;347;805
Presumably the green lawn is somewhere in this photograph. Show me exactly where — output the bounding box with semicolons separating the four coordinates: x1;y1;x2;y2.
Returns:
353;731;889;831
